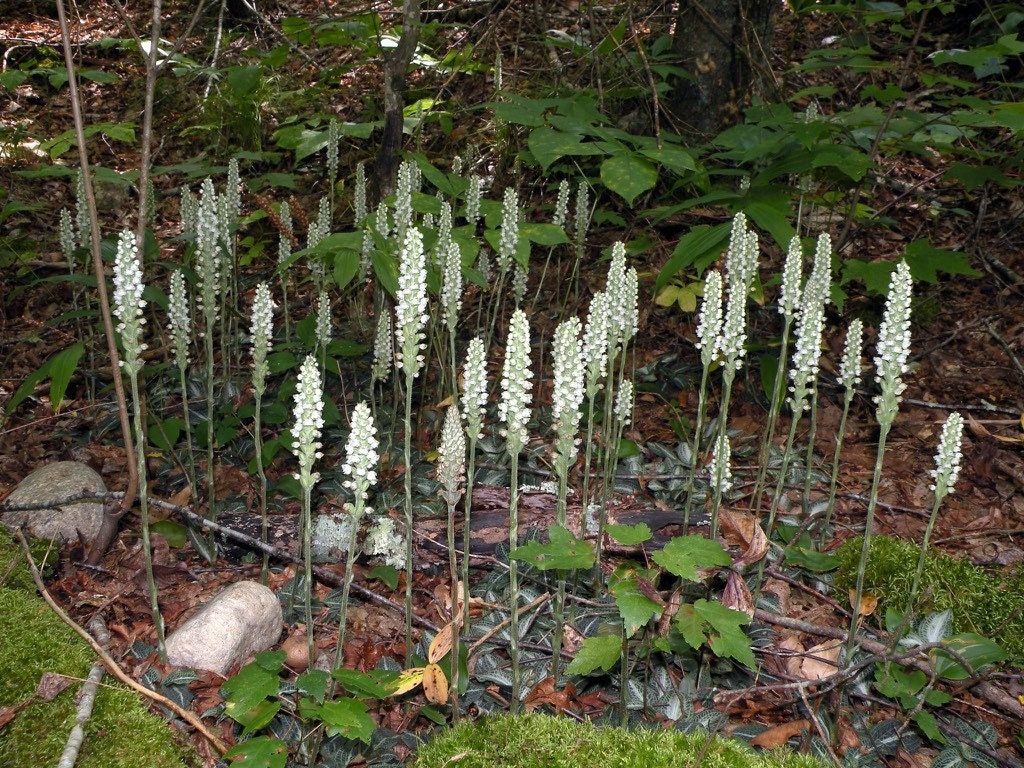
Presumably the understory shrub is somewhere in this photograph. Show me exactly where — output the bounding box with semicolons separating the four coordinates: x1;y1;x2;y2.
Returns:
413;713;829;768
834;534;1024;660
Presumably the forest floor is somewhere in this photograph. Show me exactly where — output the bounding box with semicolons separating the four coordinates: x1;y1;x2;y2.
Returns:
1;2;1023;767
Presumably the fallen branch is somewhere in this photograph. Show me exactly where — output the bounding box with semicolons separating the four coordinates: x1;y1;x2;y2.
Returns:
15;530;228;754
58;617;110;768
753;608;1024;722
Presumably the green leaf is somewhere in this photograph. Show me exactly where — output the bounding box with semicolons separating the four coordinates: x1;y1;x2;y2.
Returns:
223;660;281;719
224;736;288;768
315;697;375;743
675;599;755;669
652;535;730;581
233;699;281;737
47;342;84;412
606;523;652;546
420;704;447;724
565;634;621;676
904;240;980;284
296;670;330;704
519;222;569;246
527;127;604;170
512;525;596;571
599;154;657;205
914;710;947;744
611;578;662;638
150;520;188;548
784;546;838;572
4;342;84;418
639;146;695;175
332;668;397;699
655;223;731;292
745;199;795;251
367;565;399;590
933;633;1006;681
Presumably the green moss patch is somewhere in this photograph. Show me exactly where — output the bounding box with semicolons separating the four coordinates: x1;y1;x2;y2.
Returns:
413;714;829;768
834;535;1024;660
0;530;192;768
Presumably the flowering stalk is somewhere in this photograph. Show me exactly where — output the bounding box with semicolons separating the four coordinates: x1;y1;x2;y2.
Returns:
326;118;340;212
250;283;274;583
499;309;532;710
438;404;466;717
907;412;963;612
800;234;834;510
581;291;610;518
550;317;584;678
370;307;394;425
847;260;913;659
531;180;570;310
113;230;165;659
568;179;590;303
682;269;724;531
711;214;758;537
465;175;482;227
395;225;428;659
196;178;221;534
291;354;325;660
460;337;487;635
752;235;803;515
441;234;463;390
820;319;864;545
315;290;331;377
277;201;293;338
168;269;197;493
335;401;379;668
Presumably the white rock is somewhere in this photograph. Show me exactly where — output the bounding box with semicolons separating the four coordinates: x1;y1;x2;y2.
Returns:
165;581;282;675
2;461;106;545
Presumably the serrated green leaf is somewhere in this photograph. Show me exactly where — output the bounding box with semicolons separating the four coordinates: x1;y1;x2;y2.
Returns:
606;523;652;546
611;578;662;638
600;154;657;205
512;525;595;571
914;710;947;744
527;127;604;170
296;670;330;704
224;736;288;768
316;697;375;743
696;599;755;669
652;535;730;581
332;668;397;699
565;634;622;676
223;660;280;718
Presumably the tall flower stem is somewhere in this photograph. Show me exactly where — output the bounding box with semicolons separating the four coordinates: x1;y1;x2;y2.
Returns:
551;464;569;680
333;499;364;670
445;493;461;720
681;365;710;532
462;435;477;634
302;483;314;661
177;367;197;493
709;371;736;538
752;318;793;515
753;414;801;596
846;422;892;659
801;384;821;508
820;390;853;546
508;455;521;710
402;372;415;660
254;392;268;583
580;394;598;514
129;374;165;659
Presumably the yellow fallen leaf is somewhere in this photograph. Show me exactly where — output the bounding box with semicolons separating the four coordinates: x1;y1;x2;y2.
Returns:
423;663;449;705
389;667;426;697
428;623;454;664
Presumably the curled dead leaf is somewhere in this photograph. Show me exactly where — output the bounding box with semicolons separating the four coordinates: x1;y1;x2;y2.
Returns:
428;623;454;664
423;663;449;705
750;719;811;748
848;589;878;617
799;639;842;681
722;571;754;618
390;667;426;697
719;507;768;566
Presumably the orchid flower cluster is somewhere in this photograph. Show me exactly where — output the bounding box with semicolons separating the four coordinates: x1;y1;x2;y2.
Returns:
168;270;191;371
498;187;520;274
250;282;274;396
112;230;147;375
552;317;585;469
342;402;379;508
196;178;222;327
499;309;533;453
462;337;488;443
290;354;325;489
371;309;394;384
873;260;913;428
395;226;428;378
719;214;759;376
438;404;467;509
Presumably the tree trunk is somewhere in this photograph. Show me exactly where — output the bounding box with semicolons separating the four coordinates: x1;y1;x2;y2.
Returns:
668;0;776;138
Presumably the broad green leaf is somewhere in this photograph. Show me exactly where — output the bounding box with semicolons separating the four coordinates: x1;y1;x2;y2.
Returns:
655;223;731;292
332;668;397;699
234;699;281;737
223;658;281;718
224;736;288;768
784;546;838;572
5;342;83;418
565;634;621;676
904;240;980;283
933;633;1005;681
150;520;187;548
512;525;595;571
606;523;652;546
611;578;662;638
599;154;657;205
676;599;755;669
296;670;330;704
367;565;400;590
519;222;569;246
745;199;795;250
527;127;604;170
47;342;84;412
315;697;375;743
652;535;730;581
639;146;696;175
914;710;947;744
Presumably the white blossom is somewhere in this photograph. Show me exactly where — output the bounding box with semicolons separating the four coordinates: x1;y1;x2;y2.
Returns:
354;161;367;224
196;178;221;324
583;291;610;397
780;236;803;319
180;187;197;239
788;272;827;412
441;239;463;332
873;260;913;426
606;242;629;351
465;175;482;225
277;201;293;266
476;251;491;283
807;232;832;307
438;404;466;506
614;380;634;428
291;354;325;487
553;179;570;228
930;411;963;497
394;160;414;243
326;119;340;185
709;431;732;494
452;155;464;177
574;180;589;252
552;318;585;443
315;291;331;353
462;336;488;441
112;230;147;374
511;261;527;305
375;200;391;239
720;215;759;372
499;309;532;452
75;169;90;248
250;282;274;395
498;187;519;273
365;516;407;570
395;226;428;377
838;318;864;391
169;269;190;370
696;270;724;368
342;401;379;505
372;308;394;383
59;208;76;263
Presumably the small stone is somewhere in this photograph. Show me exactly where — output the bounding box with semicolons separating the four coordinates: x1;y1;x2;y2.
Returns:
165;581;282;675
2;461;106;545
311;511;355;564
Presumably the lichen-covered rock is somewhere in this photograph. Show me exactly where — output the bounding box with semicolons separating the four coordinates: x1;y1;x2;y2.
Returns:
165;581;282;675
1;461;105;545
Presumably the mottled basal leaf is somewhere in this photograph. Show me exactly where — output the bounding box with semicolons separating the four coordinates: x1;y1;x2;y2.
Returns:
652;536;730;581
600;154;657;204
565;634;622;676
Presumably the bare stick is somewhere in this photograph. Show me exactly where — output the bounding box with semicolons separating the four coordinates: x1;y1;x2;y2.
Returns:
54;0;139;565
57;617;110;768
15;530;227;754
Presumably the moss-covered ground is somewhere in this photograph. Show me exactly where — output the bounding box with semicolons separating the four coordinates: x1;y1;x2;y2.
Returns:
0;529;193;768
413;714;830;768
834;534;1024;660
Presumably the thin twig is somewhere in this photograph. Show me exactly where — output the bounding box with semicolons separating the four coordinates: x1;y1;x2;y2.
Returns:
57;617;110;768
15;530;227;754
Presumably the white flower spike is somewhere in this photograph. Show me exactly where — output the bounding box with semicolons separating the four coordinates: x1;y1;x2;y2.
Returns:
499;309;533;452
372;309;394;384
462;336;488;441
342;401;379;505
250;282;274;396
395;226;429;377
780;236;803;319
498;187;520;273
169;270;190;370
552;317;585;444
873;260;913;426
438;404;466;507
291;354;325;488
112;230;147;375
696;270;724;368
930;411;963;498
838;318;865;391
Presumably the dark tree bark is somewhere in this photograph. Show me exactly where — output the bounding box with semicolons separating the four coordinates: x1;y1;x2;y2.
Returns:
374;0;422;195
668;0;777;138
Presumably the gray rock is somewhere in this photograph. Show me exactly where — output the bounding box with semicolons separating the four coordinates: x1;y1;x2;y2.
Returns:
165;581;282;675
311;511;356;564
2;461;106;545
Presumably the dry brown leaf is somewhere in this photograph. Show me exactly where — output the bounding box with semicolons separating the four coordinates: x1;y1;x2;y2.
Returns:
428;623;454;664
848;589;878;617
422;663;449;705
750;719;811;748
524;676;576;713
722;571;754;618
35;671;72;702
719;507;768;565
772;635;805;678
800;639;842;681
